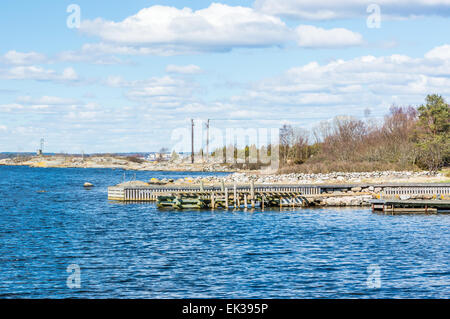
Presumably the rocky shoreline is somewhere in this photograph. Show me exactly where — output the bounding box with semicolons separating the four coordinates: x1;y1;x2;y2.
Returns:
0;155;232;172
2;155;448;188
178;170;447;185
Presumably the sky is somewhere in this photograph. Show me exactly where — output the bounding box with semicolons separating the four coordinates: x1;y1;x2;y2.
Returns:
0;0;449;153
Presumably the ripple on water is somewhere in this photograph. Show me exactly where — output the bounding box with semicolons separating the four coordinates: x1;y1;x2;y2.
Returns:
0;166;449;298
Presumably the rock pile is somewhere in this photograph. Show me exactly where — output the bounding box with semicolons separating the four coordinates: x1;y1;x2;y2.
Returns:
190;171;442;185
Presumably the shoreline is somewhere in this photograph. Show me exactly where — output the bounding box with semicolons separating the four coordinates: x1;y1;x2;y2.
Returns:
0;163;234;173
0;155;235;172
1;155;449;185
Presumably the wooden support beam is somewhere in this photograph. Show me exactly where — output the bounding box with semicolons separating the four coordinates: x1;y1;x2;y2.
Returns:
233;183;237;208
225;188;229;209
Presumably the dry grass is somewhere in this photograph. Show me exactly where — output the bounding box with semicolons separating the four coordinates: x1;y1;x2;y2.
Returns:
441;167;450;178
278;161;418;174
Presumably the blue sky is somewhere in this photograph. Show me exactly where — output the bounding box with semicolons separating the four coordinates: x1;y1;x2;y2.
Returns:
0;0;449;153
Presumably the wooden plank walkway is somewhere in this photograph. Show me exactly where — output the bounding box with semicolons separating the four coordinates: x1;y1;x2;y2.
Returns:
371;199;450;214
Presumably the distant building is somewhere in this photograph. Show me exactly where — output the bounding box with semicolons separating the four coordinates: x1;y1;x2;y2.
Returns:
146;152;172;161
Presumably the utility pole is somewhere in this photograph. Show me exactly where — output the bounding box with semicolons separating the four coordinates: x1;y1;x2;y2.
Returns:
191;119;194;164
206;119;210;163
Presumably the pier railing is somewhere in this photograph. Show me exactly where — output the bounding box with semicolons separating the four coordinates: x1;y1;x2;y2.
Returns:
382;186;450;196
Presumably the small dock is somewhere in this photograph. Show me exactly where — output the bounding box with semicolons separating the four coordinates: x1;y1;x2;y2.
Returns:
371;199;450;214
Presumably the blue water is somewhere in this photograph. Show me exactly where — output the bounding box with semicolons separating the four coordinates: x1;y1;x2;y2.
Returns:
0;166;448;298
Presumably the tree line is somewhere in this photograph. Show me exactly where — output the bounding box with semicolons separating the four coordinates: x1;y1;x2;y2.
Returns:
212;94;449;172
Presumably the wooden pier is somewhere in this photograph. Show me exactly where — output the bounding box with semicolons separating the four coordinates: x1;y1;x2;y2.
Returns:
108;182;450;210
371;199;450;214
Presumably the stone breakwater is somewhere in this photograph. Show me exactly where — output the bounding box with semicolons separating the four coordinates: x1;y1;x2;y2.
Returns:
187;170;444;185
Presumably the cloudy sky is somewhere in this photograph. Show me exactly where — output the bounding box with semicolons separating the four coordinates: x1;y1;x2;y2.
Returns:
0;0;449;153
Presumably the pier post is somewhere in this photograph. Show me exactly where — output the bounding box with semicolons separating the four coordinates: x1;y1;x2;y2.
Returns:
225;188;229;209
211;192;215;209
250;181;255;208
234;183;237;208
244;194;248;209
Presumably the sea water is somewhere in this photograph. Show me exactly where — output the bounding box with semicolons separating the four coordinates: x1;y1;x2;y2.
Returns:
0;166;448;298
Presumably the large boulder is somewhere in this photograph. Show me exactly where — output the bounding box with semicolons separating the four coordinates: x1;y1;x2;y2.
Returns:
149;178;161;184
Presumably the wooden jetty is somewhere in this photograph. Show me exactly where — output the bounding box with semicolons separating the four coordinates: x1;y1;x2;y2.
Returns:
108;182;450;210
371;199;450;214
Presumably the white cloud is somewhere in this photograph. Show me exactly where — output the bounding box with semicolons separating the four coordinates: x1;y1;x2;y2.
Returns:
104;74;202;108
57;43;135;64
1;51;47;65
3;66;55;80
125;76;200;108
74;3;367;55
254;0;450;20
80;3;291;53
16;96;79;106
105;75;129;88
61;67;78;81
425;44;450;60
230;44;450;120
0;103;24;112
296;25;363;48
0;65;79;82
166;64;202;74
